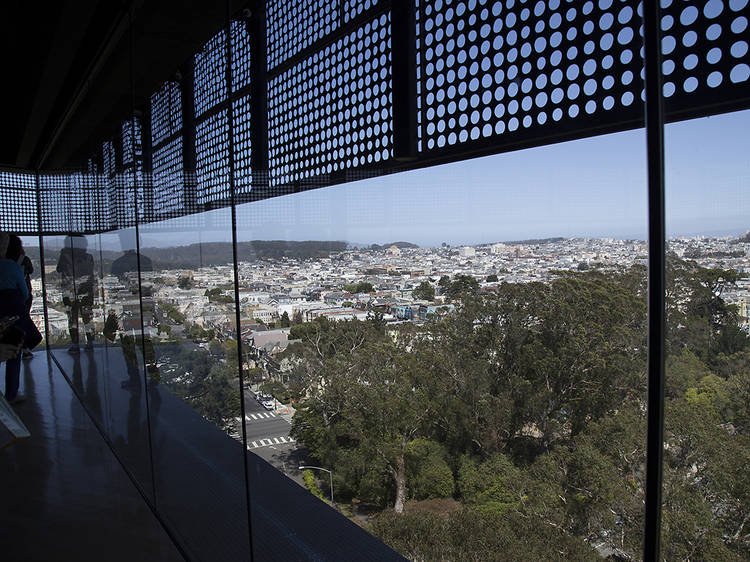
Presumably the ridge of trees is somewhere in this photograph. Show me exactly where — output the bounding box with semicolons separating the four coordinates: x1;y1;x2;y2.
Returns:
501;236;567;245
368;241;419;250
39;240;349;271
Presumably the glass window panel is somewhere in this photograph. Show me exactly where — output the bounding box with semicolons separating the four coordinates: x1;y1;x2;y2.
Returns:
137;206;251;560
662;109;750;560
235;120;649;558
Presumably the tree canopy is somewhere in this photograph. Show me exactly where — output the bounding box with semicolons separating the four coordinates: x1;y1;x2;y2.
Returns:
282;260;749;560
411;281;435;301
343;281;374;294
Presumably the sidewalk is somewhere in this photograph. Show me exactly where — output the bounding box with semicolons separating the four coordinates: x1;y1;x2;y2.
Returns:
249;384;296;421
275;403;296;422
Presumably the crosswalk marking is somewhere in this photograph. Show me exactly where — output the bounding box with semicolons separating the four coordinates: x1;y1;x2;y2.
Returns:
245;412;277;421
246;436;296;450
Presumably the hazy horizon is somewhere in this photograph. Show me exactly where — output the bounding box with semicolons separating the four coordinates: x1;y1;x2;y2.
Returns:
24;226;749;253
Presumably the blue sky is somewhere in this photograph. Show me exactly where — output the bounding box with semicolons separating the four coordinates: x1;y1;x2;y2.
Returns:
34;109;750;250
146;109;748;248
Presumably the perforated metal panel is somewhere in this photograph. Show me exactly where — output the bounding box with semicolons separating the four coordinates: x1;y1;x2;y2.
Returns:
415;0;643;153
102;140;118;229
68;173;98;232
660;0;750;116
121;118;152;223
414;0;749;156
266;0;340;70
233;94;253;195
86;158;109;232
153;138;185;217
415;0;424;151
101;140;135;230
193;22;254;205
0;170;37;233
136;169;152;223
232;20;252;92
5;0;749;235
268;12;394;188
102;140;116;178
195;29;228;117
232;19;253;196
151;81;187;219
196;110;230;204
344;0;381;22
151;81;183;147
39;173;72;232
39;172;100;233
122;119;142;168
111;174;136;229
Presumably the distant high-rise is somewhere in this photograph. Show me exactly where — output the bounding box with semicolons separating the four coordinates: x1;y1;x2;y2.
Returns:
459;246;476;258
490;243;506;255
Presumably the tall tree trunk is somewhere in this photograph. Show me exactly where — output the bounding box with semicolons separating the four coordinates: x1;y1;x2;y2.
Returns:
393;453;406;513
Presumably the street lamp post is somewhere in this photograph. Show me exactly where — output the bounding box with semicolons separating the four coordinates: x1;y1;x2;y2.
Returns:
299;465;334;506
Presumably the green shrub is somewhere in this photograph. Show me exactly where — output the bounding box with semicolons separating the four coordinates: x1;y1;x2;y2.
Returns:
407;438;455;500
302;470;324;500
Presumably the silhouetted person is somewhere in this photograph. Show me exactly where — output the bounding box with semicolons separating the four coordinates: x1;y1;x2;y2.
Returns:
112;233;159;386
57;234;97;354
6;235;34;359
0;233;42;403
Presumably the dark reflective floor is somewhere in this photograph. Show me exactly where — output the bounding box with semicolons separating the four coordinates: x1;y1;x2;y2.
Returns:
0;351;183;562
49;345;404;561
3;345;403;561
52;345;252;561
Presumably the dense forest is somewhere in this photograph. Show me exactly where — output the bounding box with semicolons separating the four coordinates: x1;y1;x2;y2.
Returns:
284;258;750;560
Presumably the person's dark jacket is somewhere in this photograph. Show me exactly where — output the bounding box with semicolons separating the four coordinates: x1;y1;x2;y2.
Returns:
57;247;96;294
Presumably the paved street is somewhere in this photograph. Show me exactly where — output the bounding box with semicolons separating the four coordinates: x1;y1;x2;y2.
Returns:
242;389;294;447
243;409;293;445
240;388;308;484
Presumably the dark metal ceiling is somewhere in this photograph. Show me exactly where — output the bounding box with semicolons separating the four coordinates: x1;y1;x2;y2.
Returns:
1;0;246;171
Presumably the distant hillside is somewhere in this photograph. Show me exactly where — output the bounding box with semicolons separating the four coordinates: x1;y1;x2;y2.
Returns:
33;240;348;272
684;248;745;259
732;231;750;244
143;240;348;268
369;241;419;250
503;237;566;245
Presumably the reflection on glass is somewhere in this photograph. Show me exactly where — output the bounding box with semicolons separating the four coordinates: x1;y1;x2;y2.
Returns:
138;219;242;432
137;209;250;561
56;234;97;353
110;231;158;388
94;226;155;501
